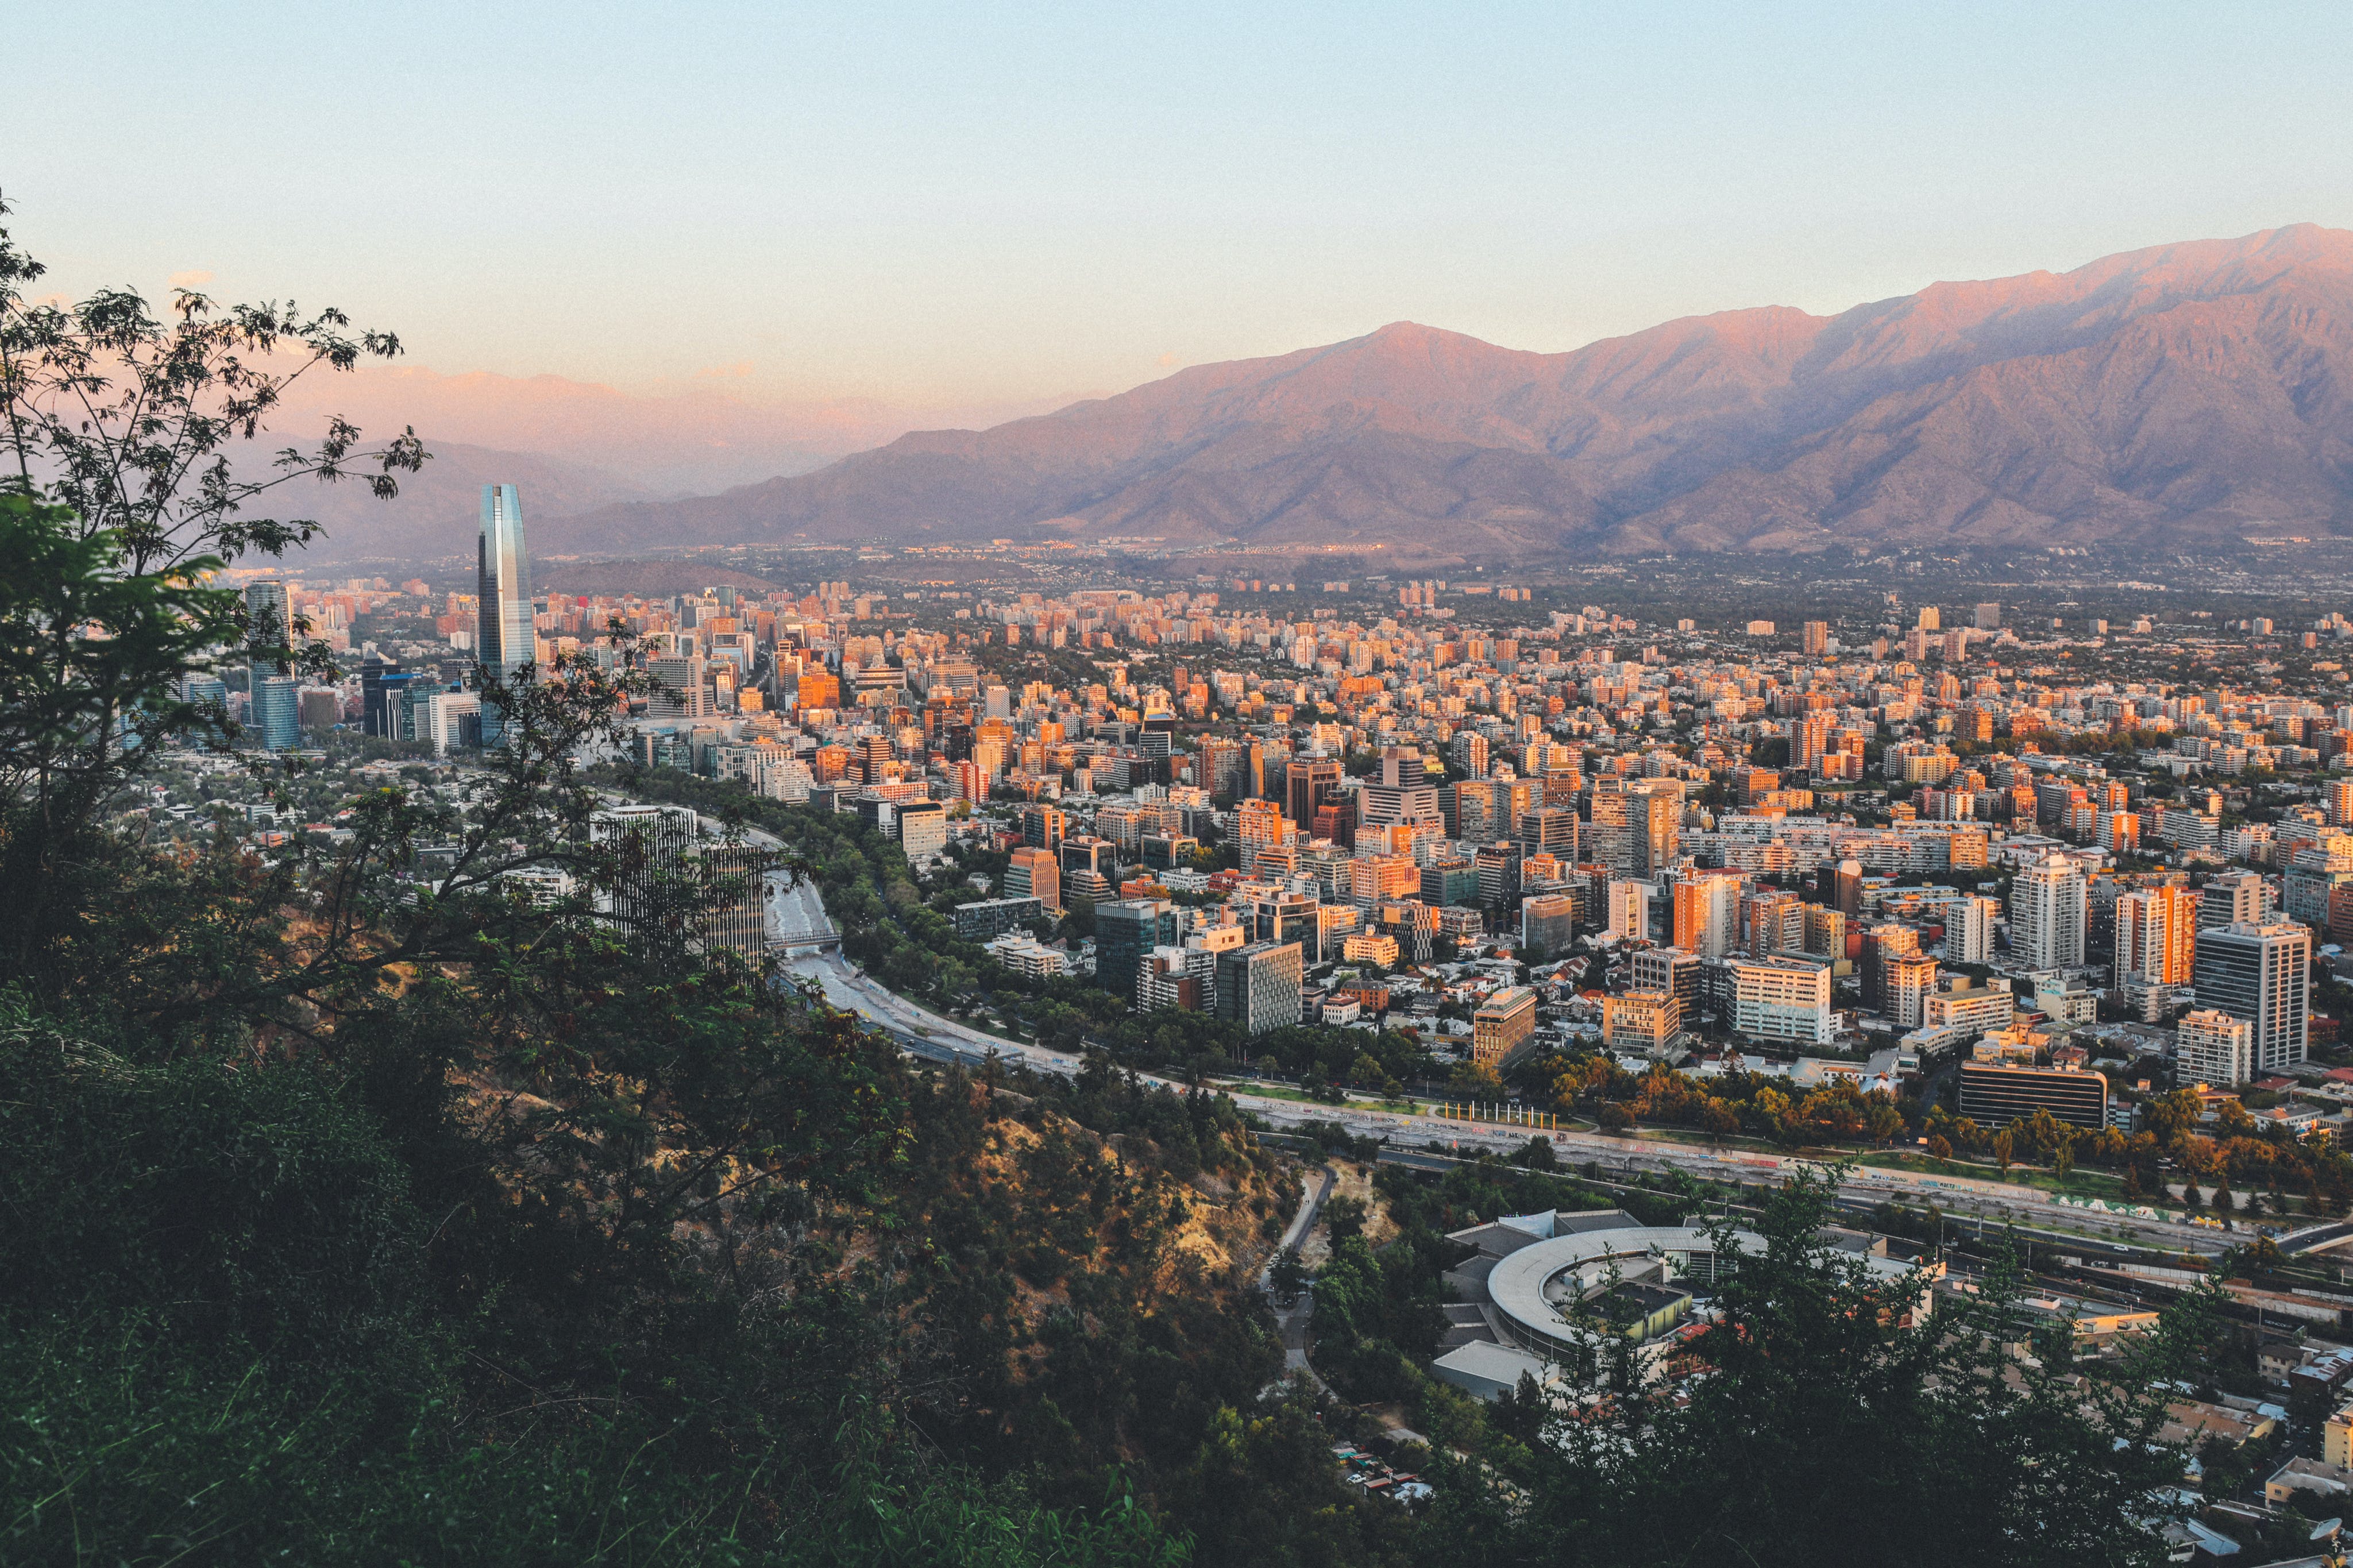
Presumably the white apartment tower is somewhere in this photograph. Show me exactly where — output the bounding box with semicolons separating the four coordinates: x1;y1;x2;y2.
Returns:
2010;853;2086;970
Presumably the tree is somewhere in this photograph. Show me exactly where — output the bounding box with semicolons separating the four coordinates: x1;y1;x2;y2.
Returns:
1515;1135;1560;1170
1270;1246;1306;1308
1322;1193;1368;1246
1425;1165;2206;1566
1993;1128;2015;1169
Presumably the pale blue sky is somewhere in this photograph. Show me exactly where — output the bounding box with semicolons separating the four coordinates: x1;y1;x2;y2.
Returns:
14;1;2352;407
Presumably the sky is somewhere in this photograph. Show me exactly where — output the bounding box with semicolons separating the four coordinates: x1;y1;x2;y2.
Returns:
14;1;2353;414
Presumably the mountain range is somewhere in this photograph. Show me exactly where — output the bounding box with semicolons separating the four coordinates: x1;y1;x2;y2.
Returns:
335;225;2353;564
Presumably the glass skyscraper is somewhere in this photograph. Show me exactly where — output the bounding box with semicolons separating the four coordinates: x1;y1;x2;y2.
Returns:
243;580;298;751
477;484;533;743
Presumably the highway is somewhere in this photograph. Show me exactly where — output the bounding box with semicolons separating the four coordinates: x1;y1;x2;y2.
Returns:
753;849;2231;1260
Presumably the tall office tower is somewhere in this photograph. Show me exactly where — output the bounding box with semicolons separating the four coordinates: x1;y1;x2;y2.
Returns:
1360;747;1442;835
2175;1009;2255;1088
477;484;534;682
2199;870;2270;928
1943;895;1997;964
1287;756;1341;833
855;733;893;785
1800;620;1830;657
2193;921;2310;1072
1834;858;1864;919
1973;603;2002;631
252;677;300;752
2010;853;2087;970
2115;886;2197;988
1519;893;1577;960
476;484;534;744
244;579;291;676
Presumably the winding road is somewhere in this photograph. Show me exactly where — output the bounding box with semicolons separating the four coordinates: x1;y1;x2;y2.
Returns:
752;846;2232;1260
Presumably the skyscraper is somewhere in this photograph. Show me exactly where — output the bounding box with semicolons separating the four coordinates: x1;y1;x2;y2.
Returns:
2193;920;2310;1073
244;580;298;751
477;484;534;743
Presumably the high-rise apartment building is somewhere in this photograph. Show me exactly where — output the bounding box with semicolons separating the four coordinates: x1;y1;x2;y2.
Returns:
1727;956;1834;1046
2115;886;2197;988
1672;871;1742;958
2011;853;2087;970
2193;920;2310;1073
1885;953;1938;1030
1942;895;1997;965
1800;621;1830;656
2200;870;2269;928
2175;1008;2255;1088
1286;757;1341;835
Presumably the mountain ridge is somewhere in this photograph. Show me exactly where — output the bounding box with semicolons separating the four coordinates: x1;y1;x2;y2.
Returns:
531;224;2353;561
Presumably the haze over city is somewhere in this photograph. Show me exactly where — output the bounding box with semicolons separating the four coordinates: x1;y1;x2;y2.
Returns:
18;7;2353;1567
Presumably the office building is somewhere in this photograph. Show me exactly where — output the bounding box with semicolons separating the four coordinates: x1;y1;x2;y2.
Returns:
2175;1009;2255;1088
250;675;299;752
1215;941;1303;1035
1958;1061;2107;1131
2193;920;2311;1072
894;799;947;861
1520;893;1577;960
693;844;770;960
1727;956;1834;1046
1097;898;1177;1006
1286;757;1341;833
1472;986;1540;1070
1834;858;1864;920
2011;853;2087;970
1005;847;1060;910
1517;805;1580;863
952;895;1046;942
477;483;534;743
589;804;699;937
1632;946;1703;1028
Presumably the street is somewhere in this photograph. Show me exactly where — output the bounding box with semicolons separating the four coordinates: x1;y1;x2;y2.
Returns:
750;848;2233;1261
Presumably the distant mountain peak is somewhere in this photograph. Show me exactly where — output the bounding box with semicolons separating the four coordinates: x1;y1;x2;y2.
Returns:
538;226;2353;563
